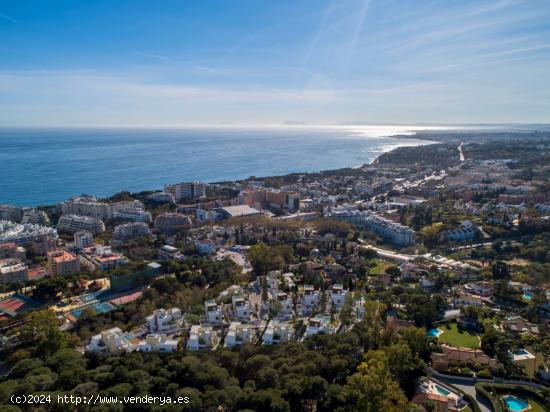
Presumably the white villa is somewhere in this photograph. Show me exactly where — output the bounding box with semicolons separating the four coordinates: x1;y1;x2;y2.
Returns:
146;307;184;334
262;320;291;345
224;322;253;348
204;299;223;325
187;325;218;351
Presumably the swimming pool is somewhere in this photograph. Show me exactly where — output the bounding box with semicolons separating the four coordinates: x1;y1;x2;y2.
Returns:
427;328;443;338
503;395;529;411
523;292;533;300
435;385;451;396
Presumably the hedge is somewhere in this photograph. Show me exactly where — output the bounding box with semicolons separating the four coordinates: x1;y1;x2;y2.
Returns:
475;382;548;412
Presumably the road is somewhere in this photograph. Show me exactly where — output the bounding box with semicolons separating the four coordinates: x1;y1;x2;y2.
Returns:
458;141;465;162
435;375;492;412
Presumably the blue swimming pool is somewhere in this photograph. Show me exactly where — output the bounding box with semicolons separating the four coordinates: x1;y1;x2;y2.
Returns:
427;328;442;337
523;292;533;300
503;395;529;411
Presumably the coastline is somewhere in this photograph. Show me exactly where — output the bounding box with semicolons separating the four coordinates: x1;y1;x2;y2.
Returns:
0;129;439;208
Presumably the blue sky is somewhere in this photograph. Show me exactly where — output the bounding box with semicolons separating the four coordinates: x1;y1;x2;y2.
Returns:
1;0;549;126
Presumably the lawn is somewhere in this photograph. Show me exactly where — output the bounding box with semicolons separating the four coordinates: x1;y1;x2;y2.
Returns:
438;323;480;349
368;259;393;276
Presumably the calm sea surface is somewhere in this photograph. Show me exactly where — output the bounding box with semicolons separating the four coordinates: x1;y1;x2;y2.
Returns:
0;125;439;206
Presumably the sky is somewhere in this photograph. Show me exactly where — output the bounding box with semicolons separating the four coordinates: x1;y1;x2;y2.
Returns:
0;0;550;126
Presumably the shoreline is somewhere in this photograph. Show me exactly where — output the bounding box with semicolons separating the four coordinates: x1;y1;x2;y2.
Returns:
1;133;439;208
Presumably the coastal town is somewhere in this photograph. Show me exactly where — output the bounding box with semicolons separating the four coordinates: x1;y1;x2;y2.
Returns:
0;132;549;412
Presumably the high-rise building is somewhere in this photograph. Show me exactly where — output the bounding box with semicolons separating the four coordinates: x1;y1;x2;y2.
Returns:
164;181;206;201
74;230;94;249
47;249;80;276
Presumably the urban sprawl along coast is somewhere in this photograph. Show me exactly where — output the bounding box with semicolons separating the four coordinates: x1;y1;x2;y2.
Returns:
0;131;549;411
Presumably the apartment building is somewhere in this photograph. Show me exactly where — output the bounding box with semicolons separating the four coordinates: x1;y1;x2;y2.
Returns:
0;258;28;283
224;322;253;348
148;192;175;203
154;212;192;235
59;196;112;220
0;243;26;261
146;308;184;334
329;206;415;246
204;299;222;325
21;209;50;226
0;221;58;252
57;214;105;234
111;222;151;245
113;209;152;223
157;245;185;261
0;205;22;222
79;245;129;271
74;230;94;249
47;249;80;276
164;181;206;202
240;189;300;212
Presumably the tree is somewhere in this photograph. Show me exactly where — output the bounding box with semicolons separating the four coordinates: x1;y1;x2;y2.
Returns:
338;350;408;412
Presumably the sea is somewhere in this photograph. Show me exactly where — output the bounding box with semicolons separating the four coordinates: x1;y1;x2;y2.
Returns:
0;125;443;207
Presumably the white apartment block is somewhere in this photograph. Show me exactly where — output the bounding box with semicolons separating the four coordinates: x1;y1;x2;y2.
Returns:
187;325;218;351
224;322;253;348
330;284;348;311
231;295;250;322
329;206;415;246
204;299;223;325
158;245;185;261
59;196;112;220
78;245;129;271
111;222;151;244
21;209;50;226
305;315;333;337
148;192;175;203
164;181;207;202
146;308;184;334
0;258;28;284
0;205;22;222
262;320;290;345
57;214;105;234
113;209;152;223
74;230;94;249
0;220;58;248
